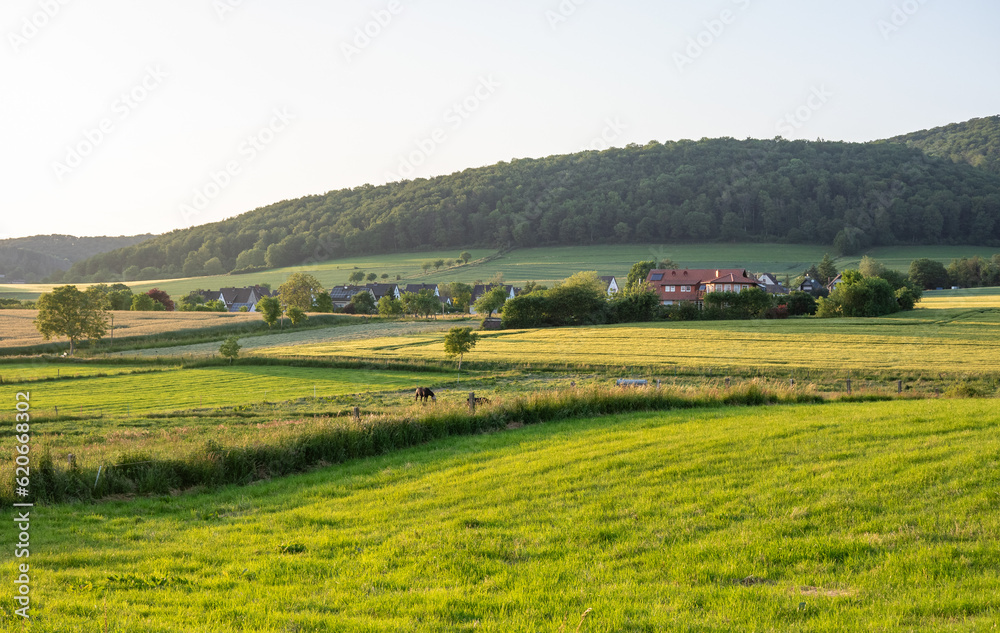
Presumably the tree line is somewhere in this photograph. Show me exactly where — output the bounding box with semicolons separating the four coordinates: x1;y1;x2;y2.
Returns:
55;130;1000;283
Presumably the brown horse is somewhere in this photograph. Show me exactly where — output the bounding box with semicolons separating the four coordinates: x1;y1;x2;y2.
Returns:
415;387;436;403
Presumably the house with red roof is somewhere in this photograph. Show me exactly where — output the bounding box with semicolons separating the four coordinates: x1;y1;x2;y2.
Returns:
645;269;764;307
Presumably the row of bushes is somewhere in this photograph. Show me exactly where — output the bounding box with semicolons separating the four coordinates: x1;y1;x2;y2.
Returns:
10;383;822;506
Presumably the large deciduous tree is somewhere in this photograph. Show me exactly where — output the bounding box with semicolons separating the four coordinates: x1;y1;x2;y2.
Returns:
279;273;324;311
34;285;109;354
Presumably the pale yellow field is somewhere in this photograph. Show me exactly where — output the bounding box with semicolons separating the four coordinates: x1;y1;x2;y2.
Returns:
0;310;261;349
917;288;1000;309
262;308;1000;374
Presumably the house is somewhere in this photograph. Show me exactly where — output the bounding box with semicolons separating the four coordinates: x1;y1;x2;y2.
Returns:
364;283;401;302
599;276;620;296
201;285;272;312
328;285;373;308
468;284;516;314
757;273;789;295
798;277;824;294
645;269;764;306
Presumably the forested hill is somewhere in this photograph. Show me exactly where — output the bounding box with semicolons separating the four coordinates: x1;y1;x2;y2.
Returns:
0;234;153;283
61;135;1000;282
887;115;1000;175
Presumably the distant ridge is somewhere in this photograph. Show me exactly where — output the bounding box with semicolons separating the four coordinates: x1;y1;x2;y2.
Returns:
0;234;153;282
886;115;1000;175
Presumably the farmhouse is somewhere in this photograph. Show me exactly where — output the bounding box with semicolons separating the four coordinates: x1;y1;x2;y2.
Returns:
645;269;764;306
365;283;401;302
328;285;374;309
202;286;272;311
798;277;824;294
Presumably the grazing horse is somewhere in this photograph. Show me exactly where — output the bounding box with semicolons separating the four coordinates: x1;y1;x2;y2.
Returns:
415;387;436;403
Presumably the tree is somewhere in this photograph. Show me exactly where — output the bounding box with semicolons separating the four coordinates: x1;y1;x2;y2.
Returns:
130;294;155;311
909;258;950;289
459;251;472;264
607;279;660;323
351;291;376;315
545;271;608;326
415;289;440;317
473;286;508;318
444;326;479;383
366;272;378;282
34;285;109;354
422;261;432;273
88;283;133;311
500;292;548;329
204;257;225;276
258;296;282;328
348;270;365;284
446;282;473;312
178;290;207;311
858;256;885;279
312;292;334;313
279;273;324;311
433;259;445;270
287;306;307;325
378;296;403;317
219;336;241;364
785;291;818;316
380;273;389;280
147;288;174;311
817;254;839;285
205;299;228;312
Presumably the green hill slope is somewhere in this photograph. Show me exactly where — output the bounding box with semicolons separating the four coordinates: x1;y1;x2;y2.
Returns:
0;233;152;282
5;399;998;631
887;115;1000;175
62;126;1000;283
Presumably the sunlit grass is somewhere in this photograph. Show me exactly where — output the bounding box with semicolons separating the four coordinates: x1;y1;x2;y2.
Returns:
2;399;998;631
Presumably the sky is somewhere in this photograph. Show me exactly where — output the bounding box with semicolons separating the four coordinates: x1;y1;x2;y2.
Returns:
1;0;998;240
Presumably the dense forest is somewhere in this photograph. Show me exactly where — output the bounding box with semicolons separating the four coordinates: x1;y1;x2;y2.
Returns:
58;124;1000;282
888;115;1000;175
0;234;153;282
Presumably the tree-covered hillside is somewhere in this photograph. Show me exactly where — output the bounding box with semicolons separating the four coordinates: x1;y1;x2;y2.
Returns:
0;234;153;282
887;115;1000;175
60;135;1000;282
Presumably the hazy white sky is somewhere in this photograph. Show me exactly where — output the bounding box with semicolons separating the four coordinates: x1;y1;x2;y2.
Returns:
2;0;998;239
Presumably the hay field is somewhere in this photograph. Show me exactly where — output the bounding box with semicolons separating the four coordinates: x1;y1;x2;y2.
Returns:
0;310;261;349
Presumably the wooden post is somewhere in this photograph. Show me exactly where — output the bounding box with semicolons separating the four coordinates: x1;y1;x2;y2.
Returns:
897;380;903;394
656;379;661;389
846;378;852;394
725;377;730;388
790;378;795;387
353;406;360;421
468;392;476;413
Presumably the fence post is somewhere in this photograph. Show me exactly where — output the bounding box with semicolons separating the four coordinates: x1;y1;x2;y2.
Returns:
468;392;476;413
897;380;903;394
656;379;661;389
724;377;730;388
352;406;360;421
846;378;852;395
790;378;795;387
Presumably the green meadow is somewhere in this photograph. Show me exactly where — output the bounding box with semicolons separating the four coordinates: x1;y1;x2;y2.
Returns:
2;399;998;631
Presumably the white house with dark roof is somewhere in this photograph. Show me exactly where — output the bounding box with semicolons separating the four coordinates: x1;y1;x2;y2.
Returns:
599;276;620;296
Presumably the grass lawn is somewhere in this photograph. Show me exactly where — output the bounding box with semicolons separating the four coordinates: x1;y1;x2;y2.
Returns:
2;399;998;631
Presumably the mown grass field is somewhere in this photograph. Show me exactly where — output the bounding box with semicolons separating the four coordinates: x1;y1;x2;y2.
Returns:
262;306;1000;375
2;399;998;631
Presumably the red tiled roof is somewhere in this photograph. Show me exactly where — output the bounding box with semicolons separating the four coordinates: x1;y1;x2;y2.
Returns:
645;269;762;303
